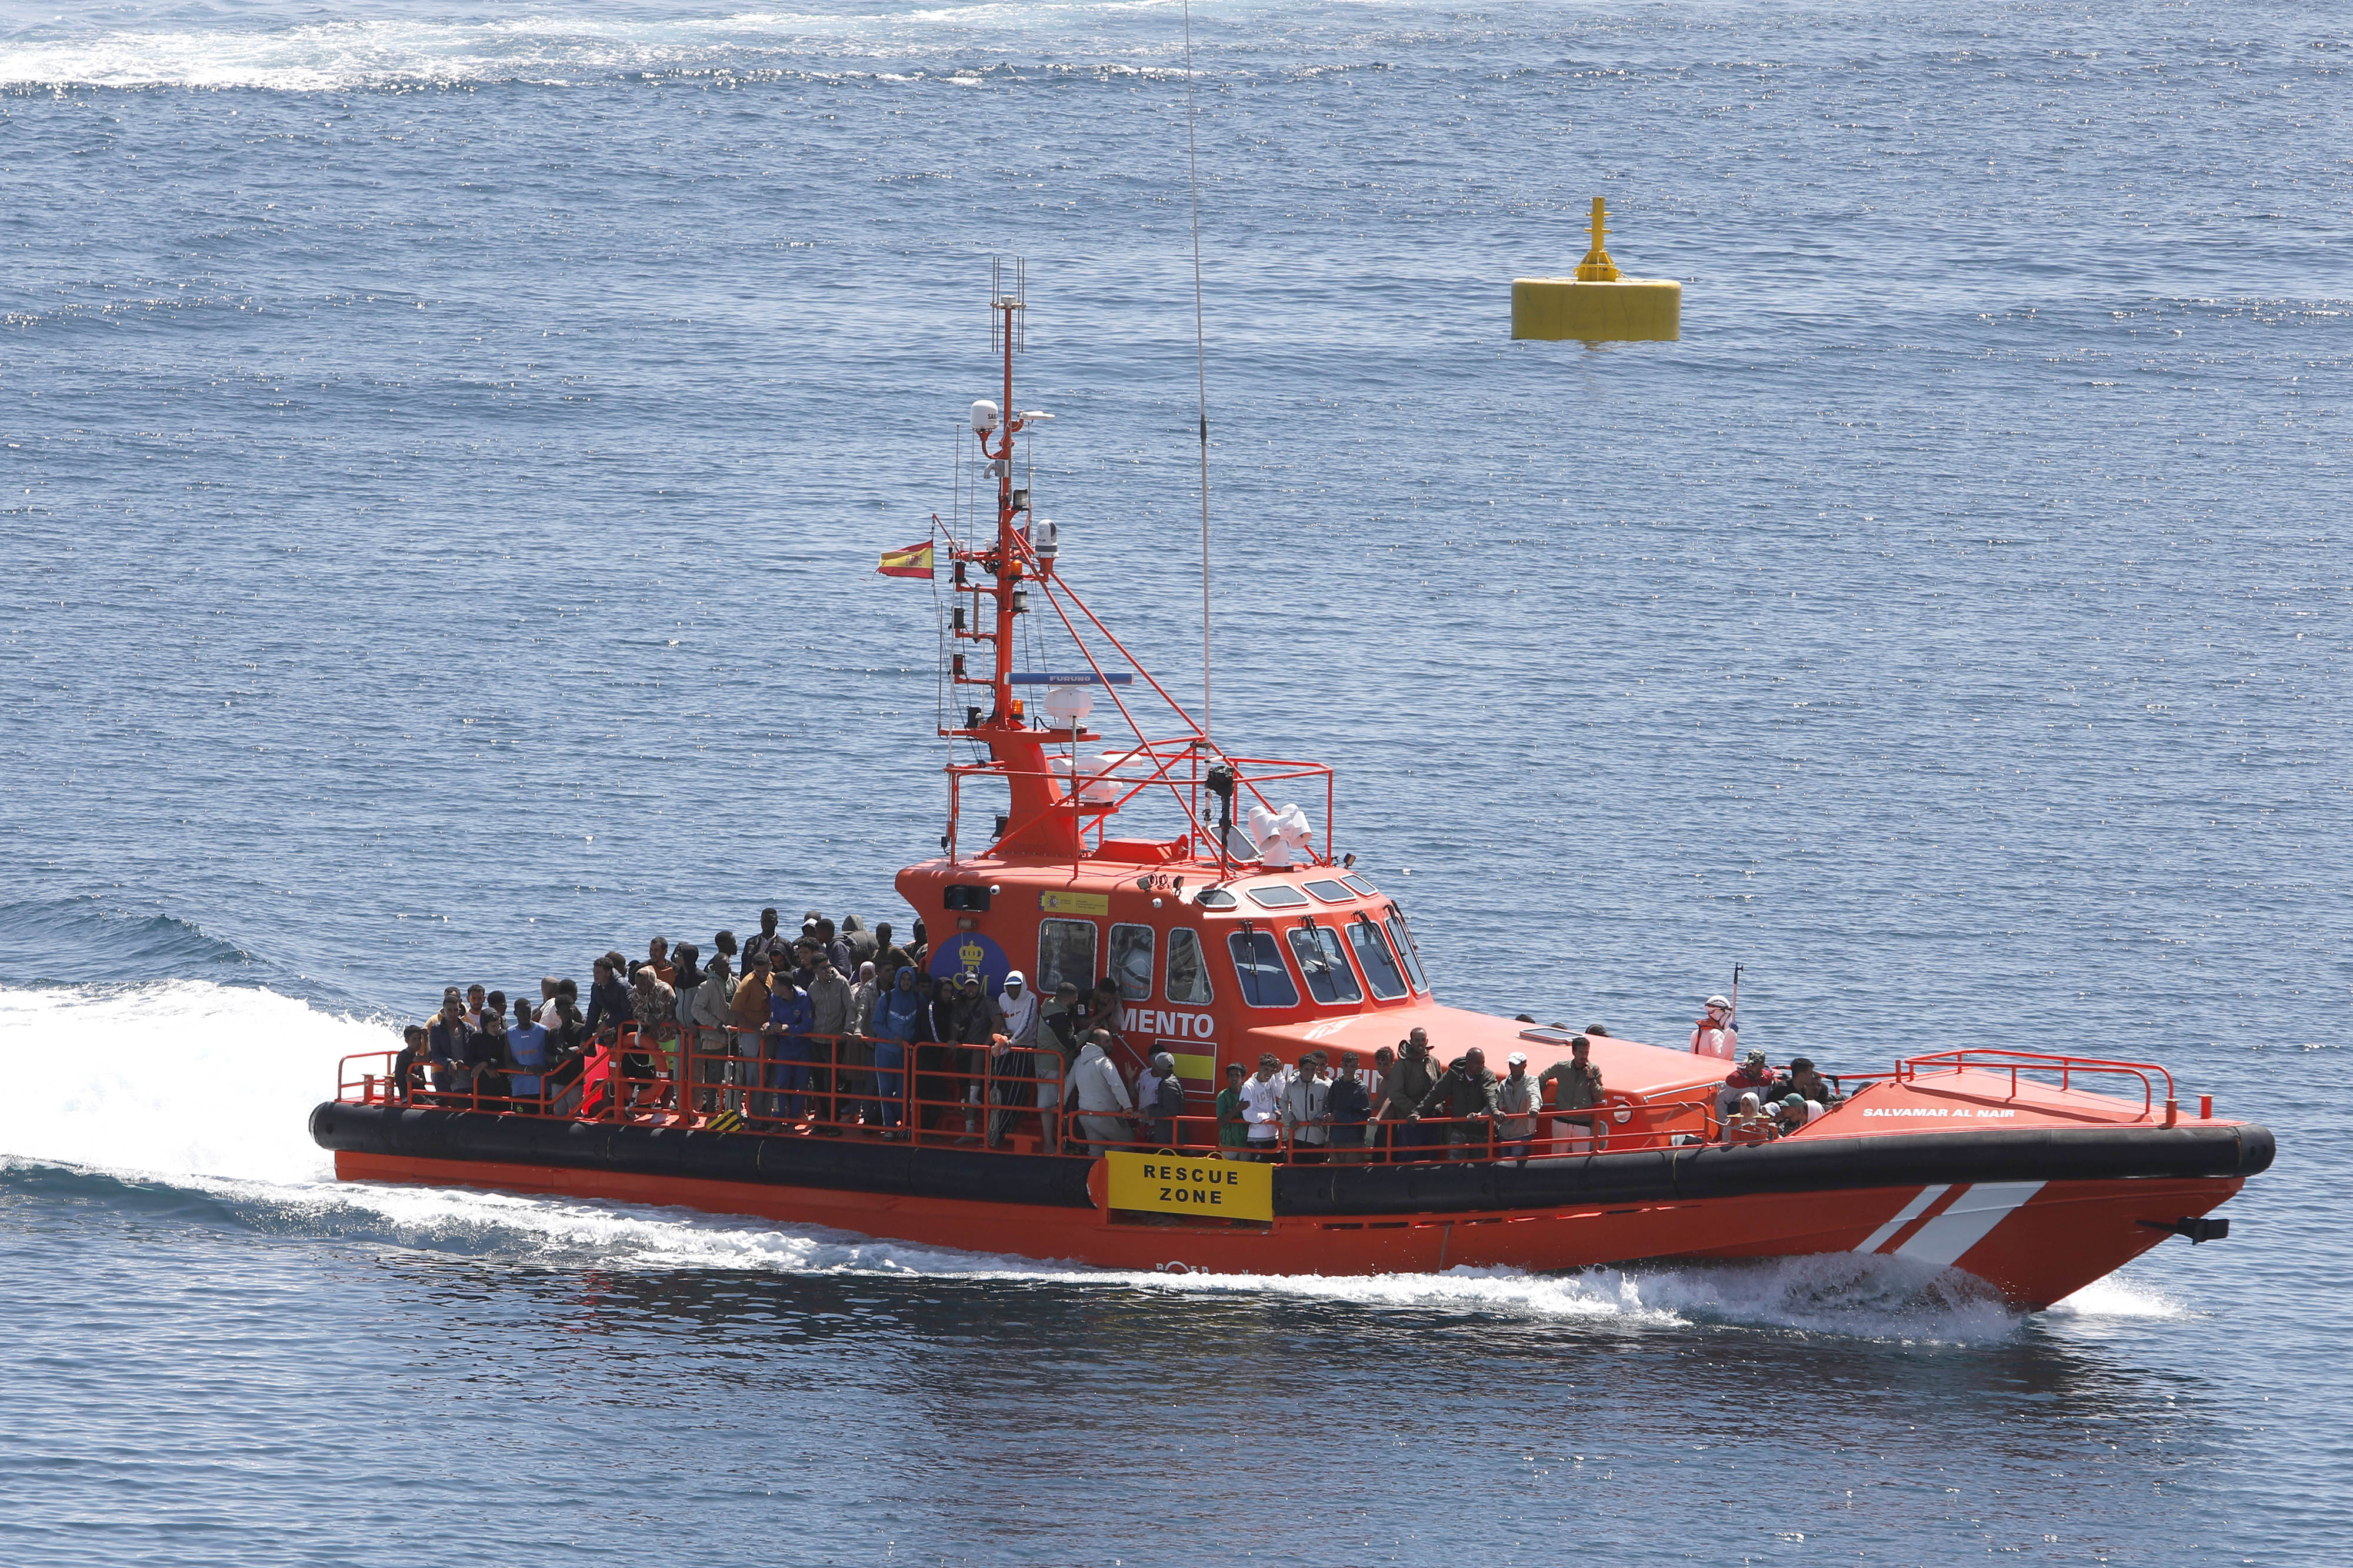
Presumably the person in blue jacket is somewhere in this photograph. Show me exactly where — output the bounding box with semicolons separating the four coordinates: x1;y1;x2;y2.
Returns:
869;966;928;1133
765;978;815;1123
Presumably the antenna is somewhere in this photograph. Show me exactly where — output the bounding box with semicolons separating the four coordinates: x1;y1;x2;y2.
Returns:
1181;1;1212;748
990;256;1026;355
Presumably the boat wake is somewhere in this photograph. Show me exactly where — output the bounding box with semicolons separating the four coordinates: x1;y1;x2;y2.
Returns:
0;979;2183;1343
0;3;1207;93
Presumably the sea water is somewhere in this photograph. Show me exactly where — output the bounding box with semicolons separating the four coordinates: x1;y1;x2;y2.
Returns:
2;1;2346;1562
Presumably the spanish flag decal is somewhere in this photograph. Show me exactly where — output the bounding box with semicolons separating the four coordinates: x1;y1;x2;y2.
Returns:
877;539;935;579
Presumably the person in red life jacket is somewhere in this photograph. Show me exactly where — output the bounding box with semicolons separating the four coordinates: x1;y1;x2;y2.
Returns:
1716;1047;1777;1130
1689;994;1738;1061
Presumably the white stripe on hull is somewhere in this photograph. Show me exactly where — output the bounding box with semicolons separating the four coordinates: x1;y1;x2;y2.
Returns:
1890;1180;2047;1267
1852;1183;1951;1255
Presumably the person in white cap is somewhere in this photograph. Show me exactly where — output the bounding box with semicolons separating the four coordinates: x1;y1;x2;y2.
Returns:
985;969;1044;1149
997;969;1040;1047
1494;1051;1540;1166
1689;994;1738;1060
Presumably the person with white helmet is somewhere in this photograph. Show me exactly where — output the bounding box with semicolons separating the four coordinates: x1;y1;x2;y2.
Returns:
1689;994;1738;1061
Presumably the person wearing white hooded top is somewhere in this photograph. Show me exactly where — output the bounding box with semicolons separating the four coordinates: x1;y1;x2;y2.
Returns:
984;970;1042;1149
1067;1028;1134;1157
998;970;1041;1047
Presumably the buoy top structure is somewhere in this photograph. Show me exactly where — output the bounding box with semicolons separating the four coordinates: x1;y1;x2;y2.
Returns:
1512;197;1682;343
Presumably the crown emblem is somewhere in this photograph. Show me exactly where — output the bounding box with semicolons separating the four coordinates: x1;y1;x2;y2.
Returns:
959;938;986;968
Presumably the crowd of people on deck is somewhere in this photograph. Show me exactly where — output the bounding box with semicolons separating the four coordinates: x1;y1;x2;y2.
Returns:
390;915;1843;1160
391;908;1148;1149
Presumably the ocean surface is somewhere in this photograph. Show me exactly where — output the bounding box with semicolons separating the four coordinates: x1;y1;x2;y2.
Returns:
2;1;2347;1562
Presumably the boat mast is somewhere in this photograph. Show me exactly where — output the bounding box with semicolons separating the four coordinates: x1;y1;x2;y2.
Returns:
986;263;1024;729
942;260;1082;862
952;258;1032;740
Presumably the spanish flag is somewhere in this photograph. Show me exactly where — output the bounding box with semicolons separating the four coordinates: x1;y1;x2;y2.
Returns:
877;539;935;579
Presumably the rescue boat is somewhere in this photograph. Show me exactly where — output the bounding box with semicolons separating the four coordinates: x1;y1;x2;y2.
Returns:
312;281;2272;1310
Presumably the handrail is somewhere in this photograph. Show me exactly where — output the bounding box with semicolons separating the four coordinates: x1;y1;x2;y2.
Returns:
335;1033;1734;1163
1892;1048;2169;1118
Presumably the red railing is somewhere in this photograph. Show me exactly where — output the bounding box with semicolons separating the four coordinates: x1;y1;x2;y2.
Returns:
1891;1049;2172;1119
336;1033;1731;1163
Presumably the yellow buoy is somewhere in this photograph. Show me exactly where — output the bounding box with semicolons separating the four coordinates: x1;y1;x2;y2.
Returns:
1512;198;1681;343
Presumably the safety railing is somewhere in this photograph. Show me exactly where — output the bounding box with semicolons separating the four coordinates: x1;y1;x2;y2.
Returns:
343;1027;1075;1146
335;1036;1728;1163
1892;1048;2171;1119
1095;1089;1718;1163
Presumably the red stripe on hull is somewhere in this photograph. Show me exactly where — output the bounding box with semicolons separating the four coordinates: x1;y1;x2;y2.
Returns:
334;1152;2240;1309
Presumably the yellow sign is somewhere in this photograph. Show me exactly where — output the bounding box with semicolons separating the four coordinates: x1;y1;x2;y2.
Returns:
1104;1151;1272;1222
1167;1052;1217;1083
1039;889;1110;916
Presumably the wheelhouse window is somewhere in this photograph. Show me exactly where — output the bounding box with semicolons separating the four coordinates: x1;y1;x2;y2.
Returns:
1342;875;1379;897
1227;929;1300;1008
1108;923;1155;1002
1345;916;1409;1000
1193;888;1237;910
1245;883;1309;910
1165;928;1214;1004
1384;908;1431;993
1287;925;1362;1005
1302;879;1354;904
1037;919;1098;996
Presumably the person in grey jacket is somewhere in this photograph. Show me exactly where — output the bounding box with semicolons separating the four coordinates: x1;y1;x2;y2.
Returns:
1068;1031;1135;1157
689;952;737;1111
1494;1052;1541;1165
807;955;855;1122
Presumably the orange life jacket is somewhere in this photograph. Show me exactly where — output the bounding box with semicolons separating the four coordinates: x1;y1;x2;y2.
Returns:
1690;1014;1738;1060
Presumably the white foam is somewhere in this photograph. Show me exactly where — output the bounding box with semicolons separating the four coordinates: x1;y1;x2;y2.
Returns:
0;5;1189;91
2047;1271;2190;1322
0;979;380;1186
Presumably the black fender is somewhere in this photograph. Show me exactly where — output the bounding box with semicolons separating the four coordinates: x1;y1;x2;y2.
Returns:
1271;1123;2275;1218
309;1102;1098;1210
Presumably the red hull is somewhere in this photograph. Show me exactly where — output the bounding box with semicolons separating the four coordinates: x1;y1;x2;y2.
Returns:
334;1150;2238;1310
